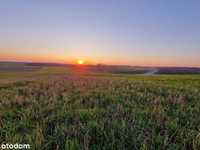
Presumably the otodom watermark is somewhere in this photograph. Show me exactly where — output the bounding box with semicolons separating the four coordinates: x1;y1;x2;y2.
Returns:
1;143;30;149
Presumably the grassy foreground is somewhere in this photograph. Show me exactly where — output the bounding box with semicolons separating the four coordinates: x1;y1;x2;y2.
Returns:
0;68;200;149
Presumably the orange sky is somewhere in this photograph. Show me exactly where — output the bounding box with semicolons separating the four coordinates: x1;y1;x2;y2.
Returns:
0;51;199;67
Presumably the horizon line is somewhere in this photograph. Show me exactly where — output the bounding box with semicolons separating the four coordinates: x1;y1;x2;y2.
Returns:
0;60;200;69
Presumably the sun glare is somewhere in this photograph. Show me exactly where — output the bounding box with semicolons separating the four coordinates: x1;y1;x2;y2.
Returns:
77;59;85;65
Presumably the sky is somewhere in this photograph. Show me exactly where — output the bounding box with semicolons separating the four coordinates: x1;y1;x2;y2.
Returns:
0;0;200;67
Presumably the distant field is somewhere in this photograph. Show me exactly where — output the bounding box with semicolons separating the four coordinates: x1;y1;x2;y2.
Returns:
0;62;200;149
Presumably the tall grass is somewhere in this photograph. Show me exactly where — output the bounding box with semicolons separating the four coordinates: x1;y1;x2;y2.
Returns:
0;75;200;149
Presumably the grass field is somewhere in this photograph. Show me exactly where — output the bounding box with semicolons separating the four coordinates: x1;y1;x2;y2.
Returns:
0;67;200;149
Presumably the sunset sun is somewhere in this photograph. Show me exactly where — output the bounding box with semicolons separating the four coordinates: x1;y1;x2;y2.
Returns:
77;59;85;65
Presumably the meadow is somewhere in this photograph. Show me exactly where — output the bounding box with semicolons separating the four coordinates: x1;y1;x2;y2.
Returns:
0;66;200;150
